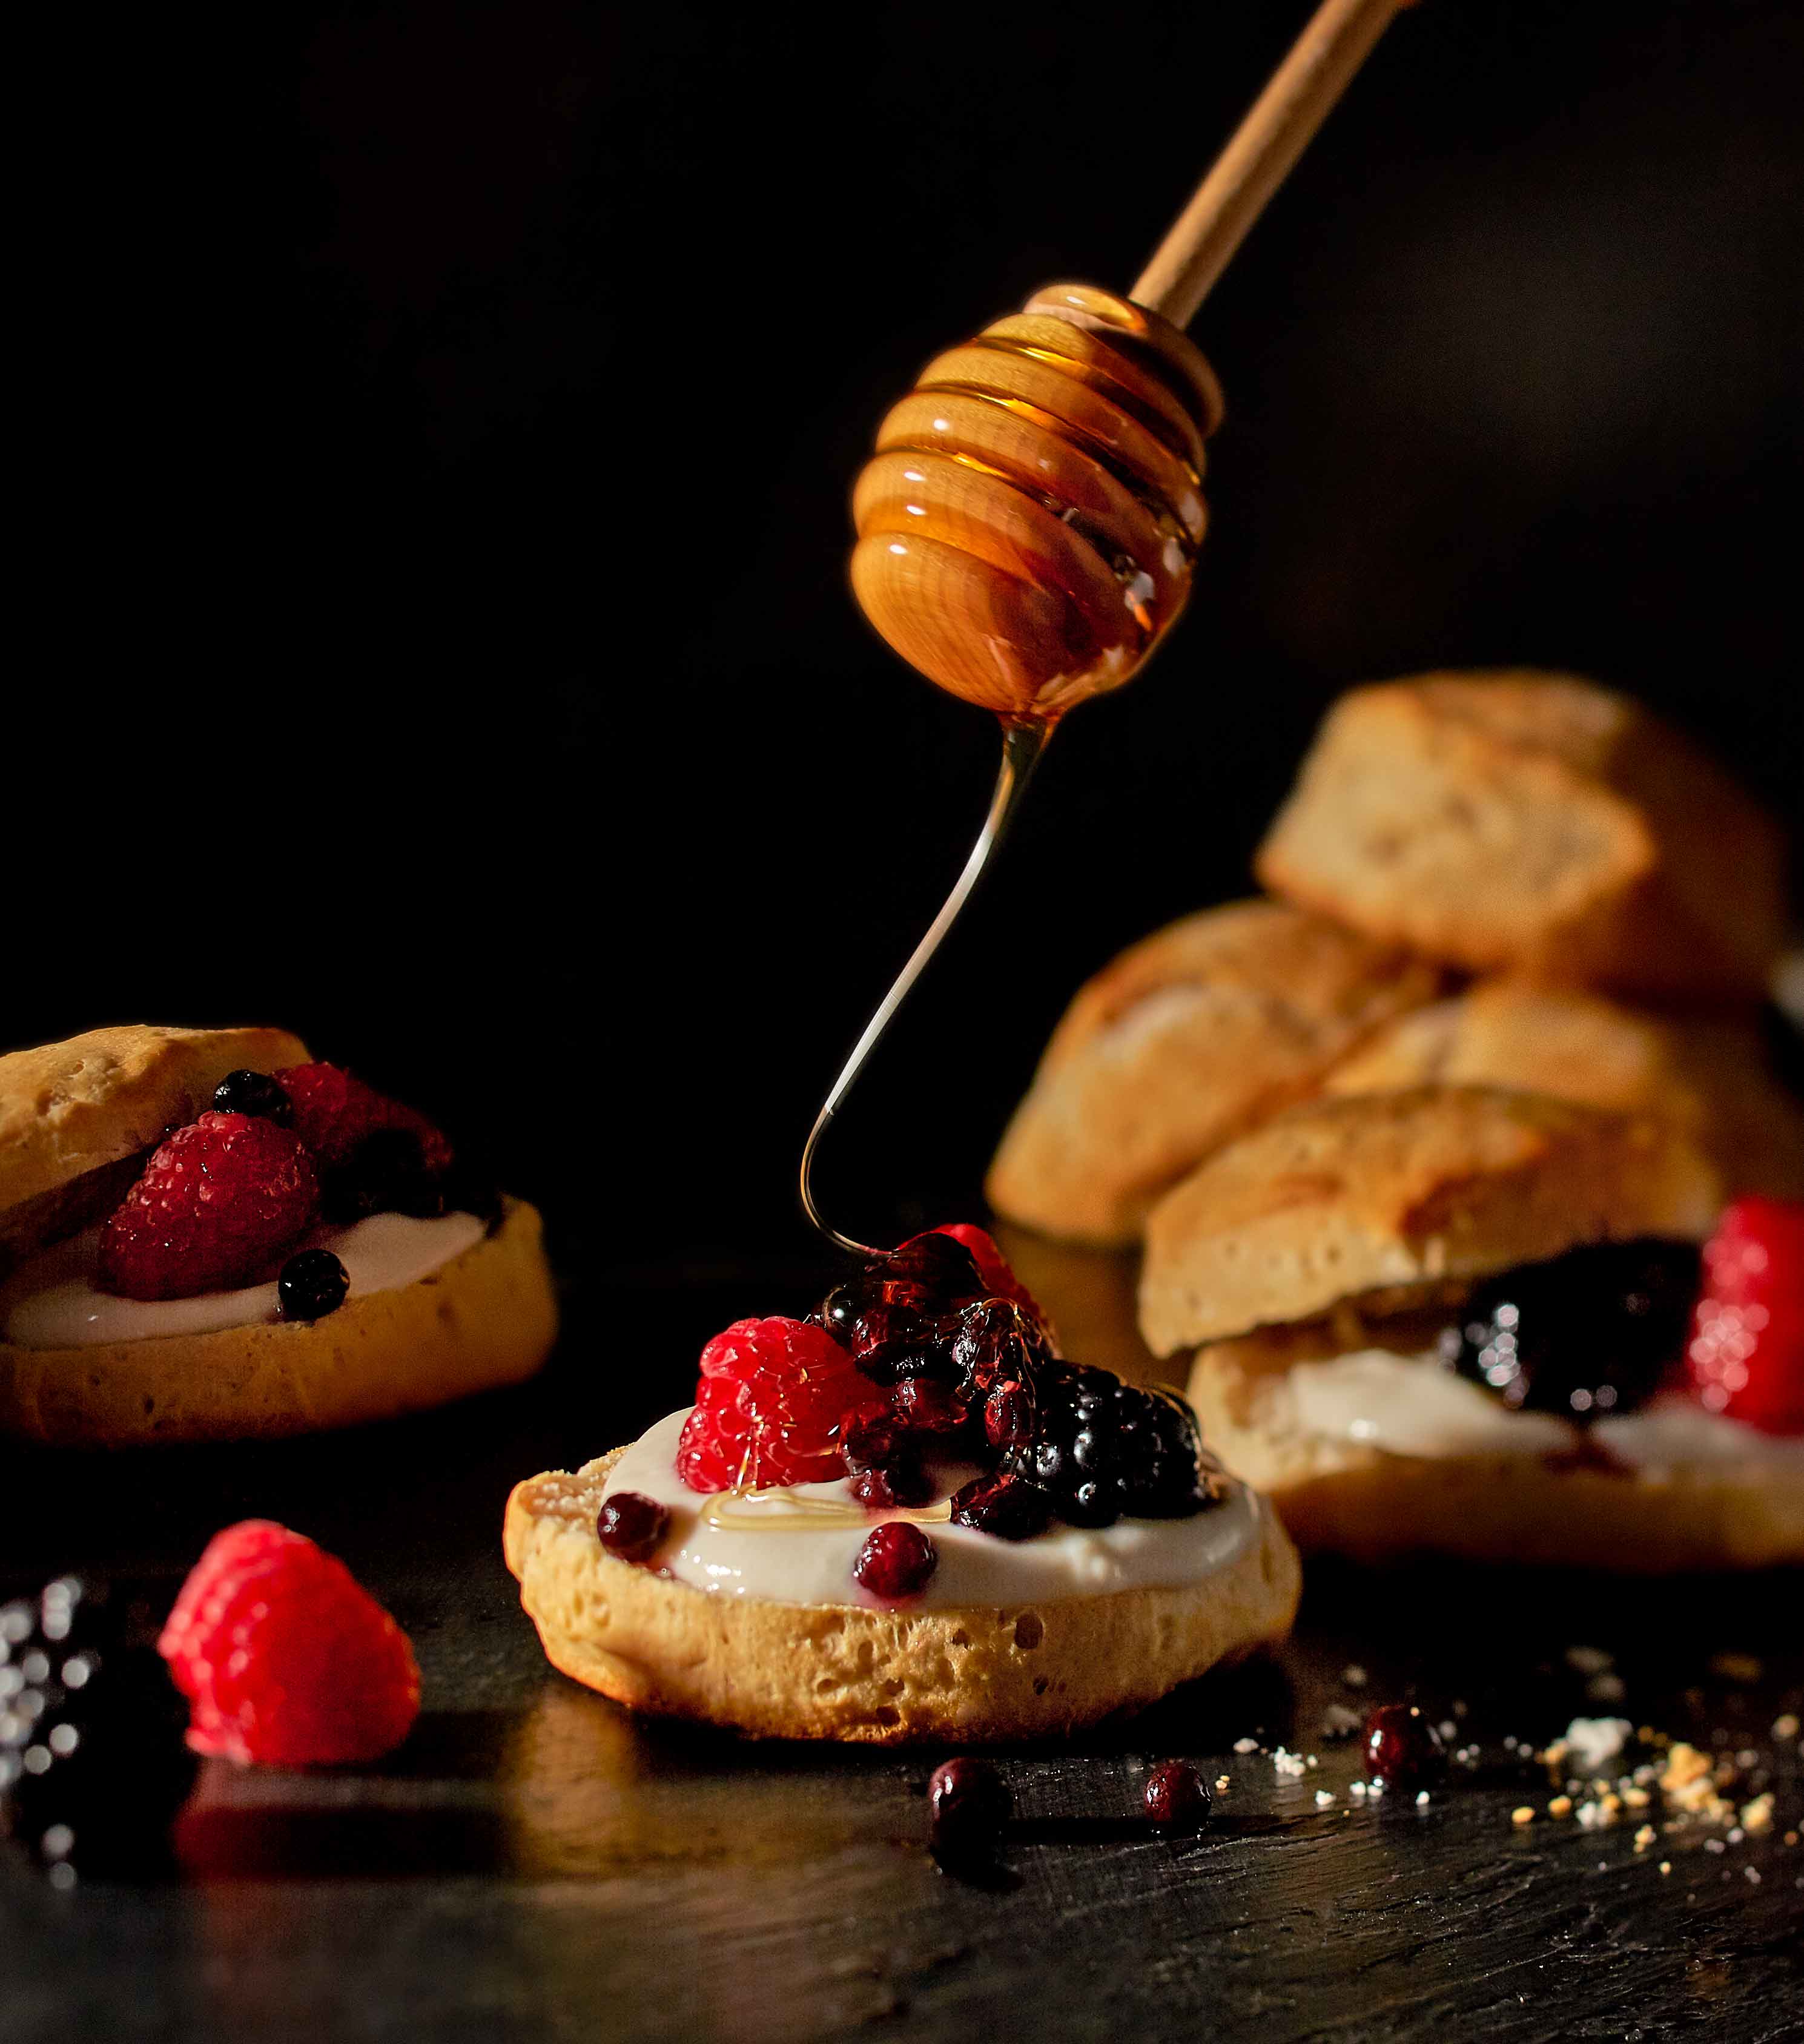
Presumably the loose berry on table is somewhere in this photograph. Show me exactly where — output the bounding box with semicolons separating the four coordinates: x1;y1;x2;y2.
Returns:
158;1521;420;1767
853;1521;938;1600
927;1756;1011;1859
277;1249;349;1322
596;1493;670;1564
1363;1704;1446;1794
1143;1759;1211;1832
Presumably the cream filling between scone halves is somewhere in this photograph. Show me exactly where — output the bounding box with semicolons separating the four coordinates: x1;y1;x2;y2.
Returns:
0;1211;486;1349
1277;1350;1804;1473
601;1408;1265;1609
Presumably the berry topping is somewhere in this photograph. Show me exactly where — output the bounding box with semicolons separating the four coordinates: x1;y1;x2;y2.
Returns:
1;1577;196;1878
1439;1238;1702;1421
927;1756;1010;1859
211;1069;294;1123
949;1471;1056;1541
320;1127;448;1224
96;1113;320;1301
273;1063;454;1178
1687;1197;1804;1434
848;1462;934;1510
853;1521;939;1601
983;1379;1036;1452
676;1317;877;1492
277;1248;349;1323
999;1365;1214;1526
890;1378;969;1437
1362;1704;1446;1793
1143;1759;1211;1832
922;1224;1046;1324
157;1521;420;1766
596;1493;670;1564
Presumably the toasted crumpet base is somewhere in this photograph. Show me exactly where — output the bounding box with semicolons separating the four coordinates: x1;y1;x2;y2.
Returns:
504;1451;1302;1744
0;1196;557;1446
1187;1329;1804;1571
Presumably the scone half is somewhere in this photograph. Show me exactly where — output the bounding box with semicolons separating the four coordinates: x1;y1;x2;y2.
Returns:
504;1448;1301;1744
1143;1085;1804;1569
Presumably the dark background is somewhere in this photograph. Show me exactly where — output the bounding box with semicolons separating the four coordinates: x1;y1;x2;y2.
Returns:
15;0;1802;1284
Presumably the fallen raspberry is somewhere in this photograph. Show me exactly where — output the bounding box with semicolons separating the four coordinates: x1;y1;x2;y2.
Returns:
676;1317;879;1491
927;1224;1048;1328
1687;1197;1804;1434
96;1113;320;1299
158;1521;420;1765
272;1063;454;1176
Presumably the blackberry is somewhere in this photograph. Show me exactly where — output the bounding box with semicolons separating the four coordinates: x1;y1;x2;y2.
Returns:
1000;1365;1214;1526
1;1577;195;1879
596;1492;670;1564
277;1248;349;1322
321;1128;446;1224
211;1069;293;1124
1441;1238;1702;1421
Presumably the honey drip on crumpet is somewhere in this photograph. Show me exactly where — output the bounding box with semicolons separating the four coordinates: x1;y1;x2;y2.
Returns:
701;1491;953;1534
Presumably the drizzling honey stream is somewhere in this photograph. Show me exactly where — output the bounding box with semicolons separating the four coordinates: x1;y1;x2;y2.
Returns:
799;0;1413;1258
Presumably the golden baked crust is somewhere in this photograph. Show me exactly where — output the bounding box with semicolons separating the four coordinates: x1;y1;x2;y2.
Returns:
1187;1333;1804;1570
0;1025;311;1230
1254;673;1787;998
1139;1085;1723;1356
0;1196;556;1446
504;1450;1302;1744
985;900;1440;1247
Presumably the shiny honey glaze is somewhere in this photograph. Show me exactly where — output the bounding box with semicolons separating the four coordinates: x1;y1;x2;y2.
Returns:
850;283;1222;720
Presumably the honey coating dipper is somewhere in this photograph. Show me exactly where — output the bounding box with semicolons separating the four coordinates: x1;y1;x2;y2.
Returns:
805;0;1413;1253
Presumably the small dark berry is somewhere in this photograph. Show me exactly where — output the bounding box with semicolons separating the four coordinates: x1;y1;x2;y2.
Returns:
891;1379;966;1435
848;1463;934;1511
881;1233;985;1304
841;1415;910;1475
853;1521;938;1600
596;1492;670;1564
1143;1759;1211;1832
949;1472;1054;1541
927;1756;1010;1858
321;1129;444;1224
1363;1704;1446;1793
210;1070;293;1124
276;1250;349;1323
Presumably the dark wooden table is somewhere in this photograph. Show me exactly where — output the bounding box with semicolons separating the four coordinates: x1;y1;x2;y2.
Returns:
4;1245;1801;2044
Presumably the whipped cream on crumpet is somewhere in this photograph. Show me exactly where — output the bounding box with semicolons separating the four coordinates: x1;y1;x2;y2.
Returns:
601;1408;1268;1609
1279;1350;1804;1471
0;1212;486;1349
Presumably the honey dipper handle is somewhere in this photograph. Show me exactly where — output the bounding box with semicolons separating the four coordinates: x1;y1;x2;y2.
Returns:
1132;0;1410;326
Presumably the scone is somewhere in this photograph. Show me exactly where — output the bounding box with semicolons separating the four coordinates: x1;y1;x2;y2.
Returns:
1254;671;1788;1000
0;1025;557;1445
1140;1086;1804;1569
985;900;1440;1247
1324;981;1804;1201
506;1226;1300;1742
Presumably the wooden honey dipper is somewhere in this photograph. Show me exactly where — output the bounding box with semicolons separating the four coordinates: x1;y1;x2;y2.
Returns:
805;0;1413;1253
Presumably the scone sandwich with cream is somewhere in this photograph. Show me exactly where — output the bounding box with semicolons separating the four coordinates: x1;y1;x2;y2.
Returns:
507;1225;1299;1742
0;1025;557;1445
1138;1086;1804;1569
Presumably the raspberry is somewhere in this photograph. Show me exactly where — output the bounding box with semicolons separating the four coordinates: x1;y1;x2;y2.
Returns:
157;1521;420;1766
1687;1197;1804;1434
273;1063;454;1178
925;1224;1047;1325
675;1317;878;1491
96;1113;320;1300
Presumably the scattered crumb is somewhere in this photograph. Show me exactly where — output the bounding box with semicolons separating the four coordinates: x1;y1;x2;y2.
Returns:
1563;1717;1633;1775
1622;1785;1651;1812
1741;1795;1775;1835
1773;1713;1800;1741
1320;1704;1362;1742
1272;1748;1307;1779
1512;1805;1536;1827
1549;1796;1573;1819
1341;1664;1367;1689
1744;1865;1762;1885
1215;1775;1230;1792
1233;1737;1260;1755
1659;1860;1671;1875
1315;1790;1335;1807
1350;1781;1368;1799
1709;1652;1763;1685
1634;1825;1657;1851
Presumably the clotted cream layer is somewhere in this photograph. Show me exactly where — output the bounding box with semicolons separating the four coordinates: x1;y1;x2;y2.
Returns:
1;1211;487;1348
1282;1350;1804;1471
603;1408;1265;1609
